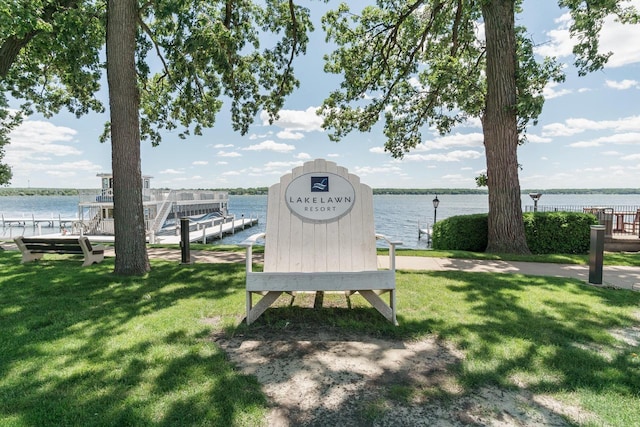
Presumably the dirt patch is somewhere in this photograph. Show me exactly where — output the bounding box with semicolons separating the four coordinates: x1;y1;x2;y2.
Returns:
214;326;594;426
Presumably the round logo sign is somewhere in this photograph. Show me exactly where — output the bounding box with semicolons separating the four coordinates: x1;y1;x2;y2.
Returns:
285;172;356;222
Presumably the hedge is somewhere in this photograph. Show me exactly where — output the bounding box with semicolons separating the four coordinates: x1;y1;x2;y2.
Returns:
432;212;598;254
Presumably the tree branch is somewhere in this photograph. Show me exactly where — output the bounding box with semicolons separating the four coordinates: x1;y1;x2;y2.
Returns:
137;16;171;84
275;0;299;98
0;0;81;78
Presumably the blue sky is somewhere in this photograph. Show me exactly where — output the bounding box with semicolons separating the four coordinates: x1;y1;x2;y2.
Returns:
5;0;640;190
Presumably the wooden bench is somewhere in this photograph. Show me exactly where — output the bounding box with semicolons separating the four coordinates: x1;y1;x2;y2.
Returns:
14;236;106;266
242;159;402;325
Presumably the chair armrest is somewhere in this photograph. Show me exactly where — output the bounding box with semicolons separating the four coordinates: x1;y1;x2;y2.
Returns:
241;232;266;247
241;233;266;273
376;234;403;271
376;234;403;247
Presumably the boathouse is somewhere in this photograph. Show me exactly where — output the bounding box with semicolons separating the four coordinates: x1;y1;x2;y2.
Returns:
75;173;229;236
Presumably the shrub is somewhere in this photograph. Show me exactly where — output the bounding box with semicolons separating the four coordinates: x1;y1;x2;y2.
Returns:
523;211;598;254
432;212;598;254
432;213;488;252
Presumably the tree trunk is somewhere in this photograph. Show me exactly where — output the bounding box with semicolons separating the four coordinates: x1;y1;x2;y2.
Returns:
106;0;150;275
481;0;530;254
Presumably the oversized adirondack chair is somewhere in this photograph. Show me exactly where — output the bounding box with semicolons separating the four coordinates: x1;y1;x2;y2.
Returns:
242;159;402;325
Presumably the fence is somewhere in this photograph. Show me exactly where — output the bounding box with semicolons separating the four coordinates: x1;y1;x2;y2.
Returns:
523;205;640;238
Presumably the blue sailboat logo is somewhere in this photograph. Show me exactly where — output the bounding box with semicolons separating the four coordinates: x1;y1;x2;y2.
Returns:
311;177;329;192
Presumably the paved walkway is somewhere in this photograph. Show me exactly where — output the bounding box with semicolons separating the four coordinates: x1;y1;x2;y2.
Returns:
148;248;640;292
385;256;640;292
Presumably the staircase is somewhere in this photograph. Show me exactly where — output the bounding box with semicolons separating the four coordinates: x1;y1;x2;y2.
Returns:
151;191;175;233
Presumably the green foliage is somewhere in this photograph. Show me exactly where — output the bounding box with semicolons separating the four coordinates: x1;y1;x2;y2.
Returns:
523;211;599;254
1;250;640;425
0;187;86;196
319;1;569;158
1;1;317;183
559;0;640;75
132;0;316;146
433;212;599;254
320;0;638;157
0;254;267;425
432;213;488;252
319;1;638;255
0;0;106;185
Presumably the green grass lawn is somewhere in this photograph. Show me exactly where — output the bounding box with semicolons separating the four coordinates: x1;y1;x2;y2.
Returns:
1;249;639;426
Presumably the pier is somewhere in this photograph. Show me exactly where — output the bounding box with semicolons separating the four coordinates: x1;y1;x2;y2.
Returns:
152;216;259;244
2;214;77;229
2;212;258;245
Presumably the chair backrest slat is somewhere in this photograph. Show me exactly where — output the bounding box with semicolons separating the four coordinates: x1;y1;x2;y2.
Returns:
263;159;376;273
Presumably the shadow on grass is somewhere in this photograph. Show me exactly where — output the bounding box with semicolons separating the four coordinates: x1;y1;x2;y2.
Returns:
0;251;265;426
231;269;640;426
3;248;640;426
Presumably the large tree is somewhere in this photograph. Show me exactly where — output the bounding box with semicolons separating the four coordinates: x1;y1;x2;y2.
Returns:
106;0;149;274
320;0;638;254
1;0;314;275
0;0;104;186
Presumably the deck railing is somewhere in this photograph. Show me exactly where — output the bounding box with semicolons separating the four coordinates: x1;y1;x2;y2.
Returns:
524;205;640;238
78;189;228;204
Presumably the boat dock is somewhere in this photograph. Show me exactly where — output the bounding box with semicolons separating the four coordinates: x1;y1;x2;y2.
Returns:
152;216;259;244
418;220;432;241
2;214;77;228
2;213;258;245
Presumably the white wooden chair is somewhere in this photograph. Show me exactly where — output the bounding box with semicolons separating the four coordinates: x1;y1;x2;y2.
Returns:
242;159;401;325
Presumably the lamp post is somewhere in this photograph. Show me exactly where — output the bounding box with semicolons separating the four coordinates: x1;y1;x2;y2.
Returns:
432;195;440;224
529;192;542;212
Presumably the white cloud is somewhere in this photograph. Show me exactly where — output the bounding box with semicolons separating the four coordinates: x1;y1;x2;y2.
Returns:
10;159;102;180
217;150;242;157
7;120;81;163
353;165;403;177
213;143;234;148
599;3;640;67
404;150;484;162
441;174;476;185
605;79;640;90
277;130;305;140
249;132;272;140
416;132;484;151
159;169;184;175
461;117;483;129
543;115;640;137
295;152;312;160
192;161;208;165
526;134;553;143
263;161;302;170
535;5;640;68
534;13;574;58
261;107;324;132
569;140;602;148
10;120;77;145
543;81;572;99
243;140;296;153
569;132;640;147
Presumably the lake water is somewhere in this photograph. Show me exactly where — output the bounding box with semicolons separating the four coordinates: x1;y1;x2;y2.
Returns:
2;193;639;249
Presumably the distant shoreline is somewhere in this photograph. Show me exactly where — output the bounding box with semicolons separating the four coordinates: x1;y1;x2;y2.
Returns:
1;187;639;197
